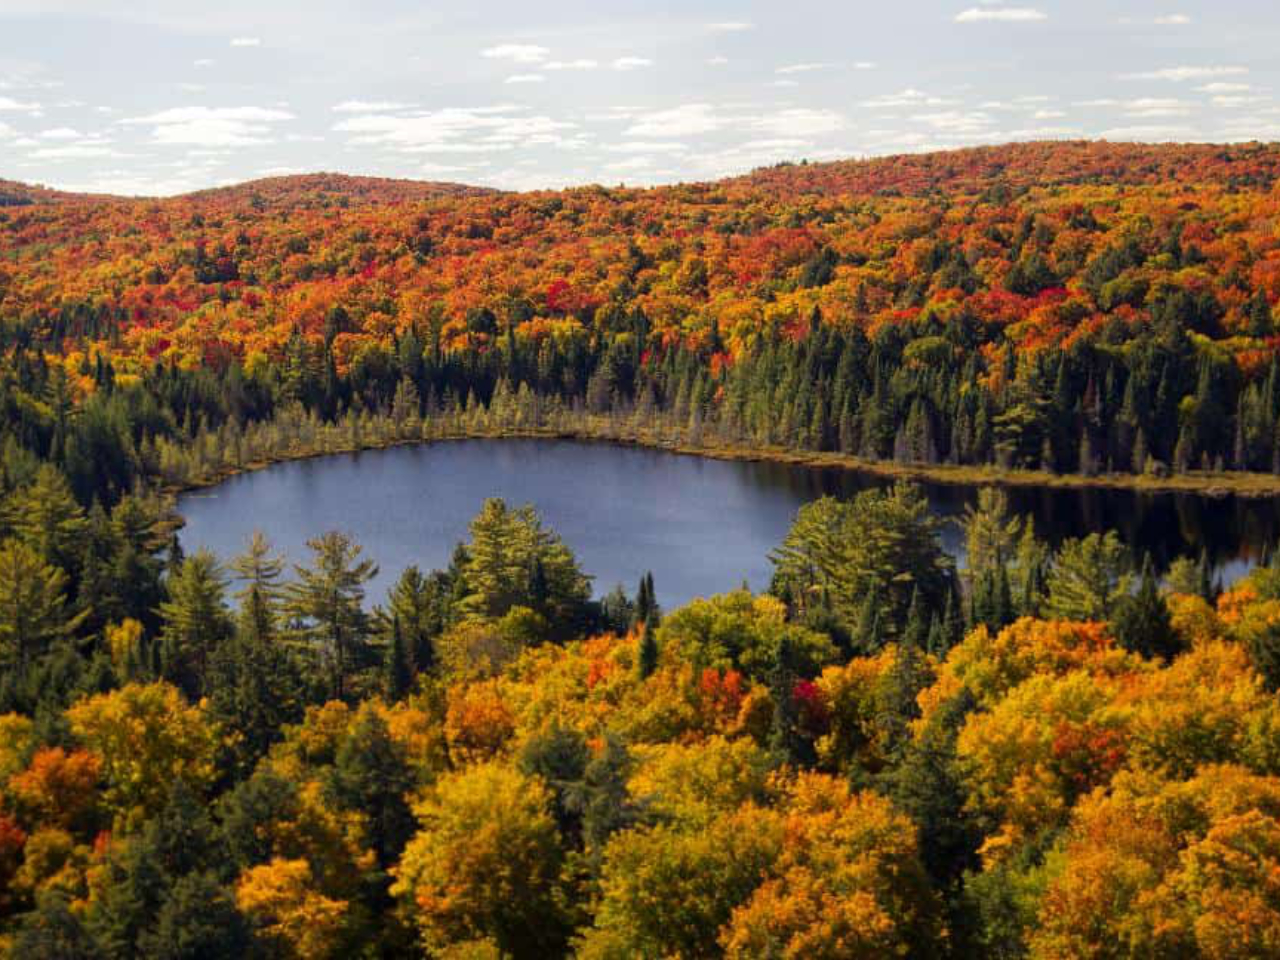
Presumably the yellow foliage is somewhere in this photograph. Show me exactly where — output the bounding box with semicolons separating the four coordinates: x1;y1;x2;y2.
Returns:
236;857;349;960
65;682;217;826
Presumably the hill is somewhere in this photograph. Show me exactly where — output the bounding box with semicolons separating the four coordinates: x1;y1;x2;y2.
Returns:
4;139;1280;487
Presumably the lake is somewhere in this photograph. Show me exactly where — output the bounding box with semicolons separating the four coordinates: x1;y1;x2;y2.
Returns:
178;438;1279;608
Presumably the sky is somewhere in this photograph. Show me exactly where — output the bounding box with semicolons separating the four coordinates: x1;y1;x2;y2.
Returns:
1;0;1279;196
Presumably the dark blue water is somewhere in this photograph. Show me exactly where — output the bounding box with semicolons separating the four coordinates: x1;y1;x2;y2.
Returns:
178;438;1277;608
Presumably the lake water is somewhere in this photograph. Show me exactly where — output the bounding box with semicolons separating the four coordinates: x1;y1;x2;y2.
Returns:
178;438;1279;608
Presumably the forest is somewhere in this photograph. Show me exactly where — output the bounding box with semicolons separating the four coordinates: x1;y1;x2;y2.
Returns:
3;141;1280;957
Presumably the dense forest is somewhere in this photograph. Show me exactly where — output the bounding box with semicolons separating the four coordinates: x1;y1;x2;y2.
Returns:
4;142;1280;957
4;141;1280;487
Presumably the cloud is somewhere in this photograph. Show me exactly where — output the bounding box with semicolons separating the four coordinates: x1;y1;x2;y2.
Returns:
752;108;844;137
333;106;575;153
0;96;41;113
505;74;545;84
39;126;82;139
482;44;549;64
863;88;955;109
776;63;830;75
27;143;124;160
1196;82;1251;93
625;104;723;137
707;21;753;32
122;106;294;147
333;100;414;113
613;57;653;71
955;7;1047;22
544;59;597;70
707;56;730;66
1121;65;1247;81
1099;124;1196;139
230;37;261;47
605;140;689;153
193;58;215;68
1154;14;1192;25
0;121;15;139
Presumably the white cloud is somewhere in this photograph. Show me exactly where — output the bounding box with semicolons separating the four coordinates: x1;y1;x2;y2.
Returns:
505;74;545;84
1213;95;1268;107
27;143;125;160
333;100;413;112
482;44;549;64
230;37;261;47
625;104;723;137
605;140;689;153
122;106;294;147
853;61;876;70
613;57;653;71
1100;124;1196;139
1121;65;1247;81
0;96;41;113
193;58;215;68
752;108;844;136
1154;14;1192;25
707;56;730;66
544;59;597;70
39;126;81;139
0;121;15;139
863;88;955;109
333;106;575;153
776;63;830;75
707;21;753;32
955;7;1047;23
1196;82;1251;93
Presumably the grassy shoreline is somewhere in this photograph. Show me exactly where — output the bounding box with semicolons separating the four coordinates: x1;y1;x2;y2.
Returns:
164;417;1280;505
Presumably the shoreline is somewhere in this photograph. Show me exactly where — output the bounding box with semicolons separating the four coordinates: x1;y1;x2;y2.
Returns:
164;419;1280;505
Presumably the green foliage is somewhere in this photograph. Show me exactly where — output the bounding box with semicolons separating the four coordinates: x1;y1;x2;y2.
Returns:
456;498;592;634
1043;531;1132;621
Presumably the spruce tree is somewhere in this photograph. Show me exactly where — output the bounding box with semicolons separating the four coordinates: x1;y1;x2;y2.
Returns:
637;619;659;680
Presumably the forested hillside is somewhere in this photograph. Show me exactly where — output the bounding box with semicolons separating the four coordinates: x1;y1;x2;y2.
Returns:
3;140;1280;485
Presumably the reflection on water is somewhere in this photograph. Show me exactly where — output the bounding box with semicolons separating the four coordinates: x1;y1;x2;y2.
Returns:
178;438;1278;608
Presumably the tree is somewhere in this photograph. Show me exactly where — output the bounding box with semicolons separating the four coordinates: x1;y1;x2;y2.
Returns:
158;549;233;698
377;564;446;677
285;532;378;700
637;619;659;679
236;858;349;960
391;763;566;957
1044;532;1132;621
330;704;415;871
137;871;250;959
3;464;87;576
456;498;591;633
771;484;952;637
1112;556;1182;660
66;682;217;825
0;538;86;671
230;530;286;646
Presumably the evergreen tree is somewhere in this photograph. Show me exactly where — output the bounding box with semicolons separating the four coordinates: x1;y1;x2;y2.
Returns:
157;549;233;699
1112;556;1182;661
285;531;378;700
637;619;659;679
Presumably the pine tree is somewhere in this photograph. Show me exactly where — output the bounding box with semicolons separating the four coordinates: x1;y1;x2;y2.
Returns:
1112;556;1182;661
157;549;233;699
384;615;413;700
637;619;659;680
285;532;378;701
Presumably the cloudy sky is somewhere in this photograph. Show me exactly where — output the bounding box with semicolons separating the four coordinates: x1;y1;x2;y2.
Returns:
1;0;1279;195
